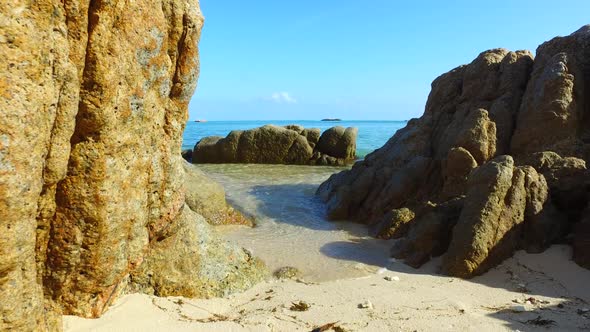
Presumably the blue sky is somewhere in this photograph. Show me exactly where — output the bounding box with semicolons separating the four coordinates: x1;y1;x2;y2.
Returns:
188;1;590;121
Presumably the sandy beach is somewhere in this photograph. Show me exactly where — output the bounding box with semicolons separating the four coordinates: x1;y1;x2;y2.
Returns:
64;245;590;331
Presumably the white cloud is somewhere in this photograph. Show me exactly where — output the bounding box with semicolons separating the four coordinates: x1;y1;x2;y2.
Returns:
269;92;297;104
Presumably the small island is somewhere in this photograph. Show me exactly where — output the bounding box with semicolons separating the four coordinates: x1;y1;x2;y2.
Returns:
321;118;342;122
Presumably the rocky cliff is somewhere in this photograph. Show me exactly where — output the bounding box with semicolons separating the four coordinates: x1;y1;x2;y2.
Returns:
318;26;590;277
0;1;265;330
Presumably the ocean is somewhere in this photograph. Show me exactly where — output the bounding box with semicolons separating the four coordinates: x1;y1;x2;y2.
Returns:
184;120;408;281
182;120;408;158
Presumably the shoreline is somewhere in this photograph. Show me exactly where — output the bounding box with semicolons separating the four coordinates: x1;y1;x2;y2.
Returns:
64;245;590;331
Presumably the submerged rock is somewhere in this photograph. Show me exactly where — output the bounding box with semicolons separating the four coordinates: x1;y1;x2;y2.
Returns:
130;207;267;297
192;125;357;165
317;26;590;277
184;162;253;226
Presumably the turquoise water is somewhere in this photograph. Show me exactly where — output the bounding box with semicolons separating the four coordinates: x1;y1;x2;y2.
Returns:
183;120;408;280
182;120;407;158
198;163;397;281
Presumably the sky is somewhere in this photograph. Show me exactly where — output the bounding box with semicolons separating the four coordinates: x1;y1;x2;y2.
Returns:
188;1;590;121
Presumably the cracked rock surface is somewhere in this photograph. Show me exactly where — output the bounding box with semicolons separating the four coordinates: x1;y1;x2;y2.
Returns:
0;0;265;330
318;26;590;278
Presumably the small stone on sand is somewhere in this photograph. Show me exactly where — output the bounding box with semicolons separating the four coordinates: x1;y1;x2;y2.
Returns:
358;300;374;309
511;305;527;313
384;276;400;281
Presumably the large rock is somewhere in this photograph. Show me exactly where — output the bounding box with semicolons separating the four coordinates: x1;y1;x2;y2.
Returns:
442;156;548;277
184;162;253;226
193;125;357;165
1;1;78;329
0;0;266;330
318;26;590;277
511;26;590;161
316;126;358;160
391;198;464;268
318;48;533;224
130;206;266;297
369;207;416;239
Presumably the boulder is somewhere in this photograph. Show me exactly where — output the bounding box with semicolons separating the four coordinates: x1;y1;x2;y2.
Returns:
193;125;357;165
441;147;478;199
316;126;358;160
369;208;416;239
511;26;590;161
302;128;321;148
193;136;224;163
391;198;463;268
130;206;266;297
0;0;266;329
317;27;590;277
523;152;588;218
184;162;253;226
443;157;549;277
181;149;193;162
318;48;533;225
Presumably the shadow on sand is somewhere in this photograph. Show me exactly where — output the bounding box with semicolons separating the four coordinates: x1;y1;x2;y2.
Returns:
246;182;590;330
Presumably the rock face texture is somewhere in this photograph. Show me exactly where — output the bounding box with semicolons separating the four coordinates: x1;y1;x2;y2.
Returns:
192;125;358;165
129;206;265;297
318;26;590;277
0;1;265;330
184;162;253;226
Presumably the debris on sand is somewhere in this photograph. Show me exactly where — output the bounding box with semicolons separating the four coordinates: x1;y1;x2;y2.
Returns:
525;316;555;326
290;301;310;312
311;321;345;332
358;300;374;309
274;266;302;279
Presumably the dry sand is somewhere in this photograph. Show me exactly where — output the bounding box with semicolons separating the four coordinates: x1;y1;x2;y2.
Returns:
64;245;590;331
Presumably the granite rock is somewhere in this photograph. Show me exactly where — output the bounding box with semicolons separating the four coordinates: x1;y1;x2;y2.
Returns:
193;125;357;165
0;0;266;330
184;162;253;226
318;26;590;276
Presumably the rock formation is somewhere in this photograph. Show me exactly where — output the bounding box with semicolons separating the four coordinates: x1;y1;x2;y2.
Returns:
184;162;253;226
192;125;358;165
0;0;265;330
318;26;590;277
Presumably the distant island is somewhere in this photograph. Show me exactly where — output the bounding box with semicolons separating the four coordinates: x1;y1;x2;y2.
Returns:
321;118;341;122
194;119;207;123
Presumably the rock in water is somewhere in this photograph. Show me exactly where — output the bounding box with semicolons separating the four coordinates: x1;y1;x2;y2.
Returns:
0;0;266;330
317;26;590;277
130;207;267;297
192;124;357;165
181;149;193;162
184;162;253;226
369;207;416;239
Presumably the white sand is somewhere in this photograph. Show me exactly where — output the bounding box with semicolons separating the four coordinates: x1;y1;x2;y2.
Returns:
64;245;590;331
